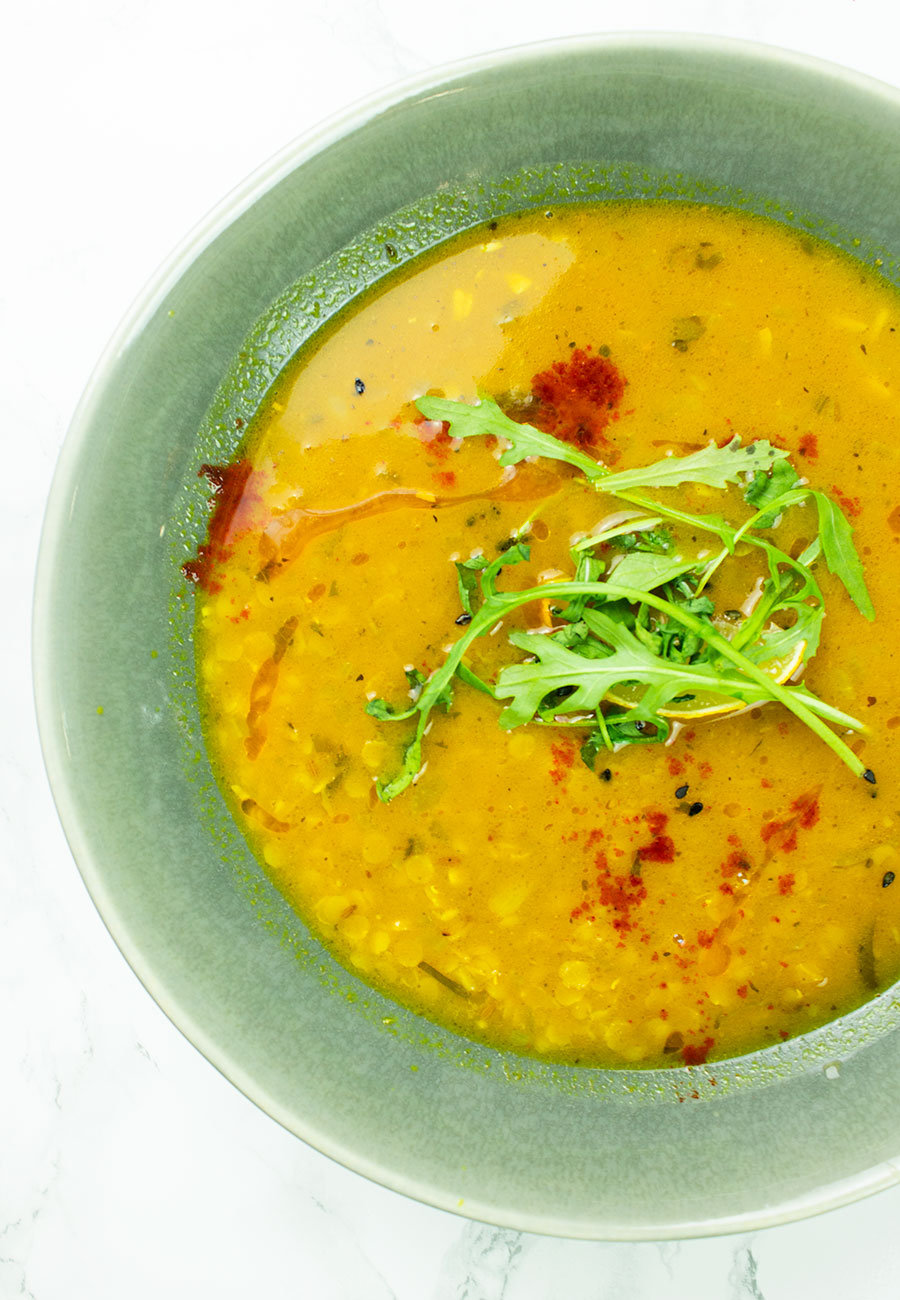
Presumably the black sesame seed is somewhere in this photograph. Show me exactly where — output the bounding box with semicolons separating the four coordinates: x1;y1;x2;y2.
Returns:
600;768;612;782
883;871;896;888
675;784;689;800
864;768;877;784
454;612;472;626
354;377;365;395
688;801;704;817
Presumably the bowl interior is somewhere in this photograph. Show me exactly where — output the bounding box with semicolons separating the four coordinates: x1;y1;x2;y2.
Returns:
34;35;900;1237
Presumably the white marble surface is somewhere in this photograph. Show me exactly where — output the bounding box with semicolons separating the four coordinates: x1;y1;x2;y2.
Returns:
8;0;900;1294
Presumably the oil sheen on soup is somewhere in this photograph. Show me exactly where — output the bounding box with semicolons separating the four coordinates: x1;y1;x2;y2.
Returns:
190;203;900;1068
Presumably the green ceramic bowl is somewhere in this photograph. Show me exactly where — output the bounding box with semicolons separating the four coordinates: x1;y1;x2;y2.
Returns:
34;35;900;1238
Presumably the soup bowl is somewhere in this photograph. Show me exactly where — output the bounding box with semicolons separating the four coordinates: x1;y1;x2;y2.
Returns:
34;34;900;1238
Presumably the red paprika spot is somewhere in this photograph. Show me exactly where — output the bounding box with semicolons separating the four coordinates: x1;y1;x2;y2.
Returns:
549;741;577;785
831;484;861;517
640;836;675;863
793;790;820;829
416;419;456;461
721;850;750;879
832;486;863;514
182;460;258;592
681;1037;714;1066
528;348;626;454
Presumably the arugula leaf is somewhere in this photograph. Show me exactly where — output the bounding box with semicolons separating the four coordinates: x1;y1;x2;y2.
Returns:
744;558;822;675
402;665;456;710
376;735;424;802
495;608;793;730
598;437;788;494
608;526;674;553
573;552;604;586
571;516;668;553
605;551;701;592
367;398;873;799
455;661;496;697
431;678;455;711
744;459;803;511
742;604;823;667
579;729;607;770
365;697;408;721
605;714;668;745
405;667;427;697
650;589;716;665
812;491;875;620
416;393;601;478
455;555;489;616
370;566;867;799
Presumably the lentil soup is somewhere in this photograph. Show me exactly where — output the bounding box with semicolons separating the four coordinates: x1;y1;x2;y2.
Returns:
191;203;900;1068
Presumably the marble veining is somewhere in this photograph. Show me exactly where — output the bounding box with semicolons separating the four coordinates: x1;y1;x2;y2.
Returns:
730;1246;768;1300
439;1225;525;1300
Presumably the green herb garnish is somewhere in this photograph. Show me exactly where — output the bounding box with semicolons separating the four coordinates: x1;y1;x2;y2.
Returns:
366;395;872;800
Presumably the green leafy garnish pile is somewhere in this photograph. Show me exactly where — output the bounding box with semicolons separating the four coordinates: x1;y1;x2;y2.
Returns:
366;394;874;801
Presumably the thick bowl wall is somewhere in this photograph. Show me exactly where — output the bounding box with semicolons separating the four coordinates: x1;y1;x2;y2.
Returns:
34;36;900;1237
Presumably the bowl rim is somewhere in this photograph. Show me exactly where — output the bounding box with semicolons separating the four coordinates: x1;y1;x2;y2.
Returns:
32;30;900;1240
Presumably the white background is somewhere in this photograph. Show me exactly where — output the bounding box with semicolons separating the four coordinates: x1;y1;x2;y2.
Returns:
7;1;900;1296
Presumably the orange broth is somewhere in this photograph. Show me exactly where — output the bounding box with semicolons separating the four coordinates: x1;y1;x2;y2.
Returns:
193;203;900;1067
